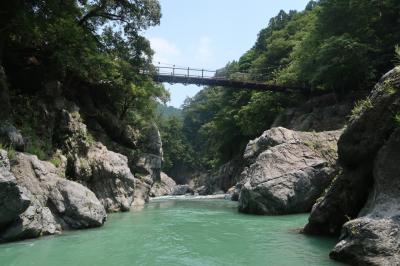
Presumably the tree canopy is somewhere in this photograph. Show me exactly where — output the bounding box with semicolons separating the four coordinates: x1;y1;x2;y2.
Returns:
0;0;166;126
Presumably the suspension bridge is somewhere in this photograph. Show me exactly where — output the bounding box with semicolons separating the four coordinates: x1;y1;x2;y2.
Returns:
141;63;308;93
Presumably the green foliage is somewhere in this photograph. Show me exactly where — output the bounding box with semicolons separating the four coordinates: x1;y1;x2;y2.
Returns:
350;98;373;122
25;132;51;161
157;116;196;173
86;132;96;146
50;157;62;168
157;104;183;119
1;0;166;135
0;143;16;160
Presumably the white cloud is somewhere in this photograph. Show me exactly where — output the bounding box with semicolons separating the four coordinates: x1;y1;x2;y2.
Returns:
148;37;181;64
194;36;213;66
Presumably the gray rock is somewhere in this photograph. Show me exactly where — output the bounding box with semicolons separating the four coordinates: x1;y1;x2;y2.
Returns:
329;129;400;265
272;92;361;132
0;124;26;151
144;123;163;157
208;157;245;193
134;123;163;182
150;172;176;197
49;179;106;228
85;143;136;212
226;186;240;201
172;185;191;195
0;204;61;242
0;150;30;228
303;67;400;265
59;110;137;212
194;185;208;196
132;175;153;207
304;67;400;235
0;152;106;242
238;127;341;215
135;153;162;182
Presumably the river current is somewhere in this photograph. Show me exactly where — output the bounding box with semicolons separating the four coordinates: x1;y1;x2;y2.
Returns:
0;198;343;266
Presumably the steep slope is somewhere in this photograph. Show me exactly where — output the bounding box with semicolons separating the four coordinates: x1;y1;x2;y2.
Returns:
304;67;400;265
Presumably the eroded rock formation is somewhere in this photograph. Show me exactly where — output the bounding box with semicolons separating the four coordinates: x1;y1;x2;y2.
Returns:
59;109;136;212
0;151;106;242
238;127;341;215
304;67;400;265
150;172;177;197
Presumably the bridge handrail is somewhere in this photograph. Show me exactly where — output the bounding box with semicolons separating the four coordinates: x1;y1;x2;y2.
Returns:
156;66;216;73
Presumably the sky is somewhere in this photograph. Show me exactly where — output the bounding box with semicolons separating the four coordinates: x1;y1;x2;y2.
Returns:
144;0;310;108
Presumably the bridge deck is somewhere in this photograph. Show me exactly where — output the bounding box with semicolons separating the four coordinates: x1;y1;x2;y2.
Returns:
144;66;308;92
154;75;297;92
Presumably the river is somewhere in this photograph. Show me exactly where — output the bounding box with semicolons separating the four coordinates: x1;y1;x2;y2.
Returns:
0;198;343;266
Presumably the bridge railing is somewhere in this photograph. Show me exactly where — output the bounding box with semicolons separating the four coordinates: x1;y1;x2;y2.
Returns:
158;66;217;78
141;66;218;79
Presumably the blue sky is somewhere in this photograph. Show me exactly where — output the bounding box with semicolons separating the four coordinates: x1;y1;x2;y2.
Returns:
144;0;310;108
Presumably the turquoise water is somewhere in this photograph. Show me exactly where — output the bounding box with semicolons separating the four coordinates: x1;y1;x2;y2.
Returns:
0;199;343;266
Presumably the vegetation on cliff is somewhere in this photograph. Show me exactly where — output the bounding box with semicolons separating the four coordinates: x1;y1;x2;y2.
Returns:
0;0;167;159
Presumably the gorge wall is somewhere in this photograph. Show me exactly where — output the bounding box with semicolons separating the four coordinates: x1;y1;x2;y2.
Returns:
0;62;166;242
304;67;400;265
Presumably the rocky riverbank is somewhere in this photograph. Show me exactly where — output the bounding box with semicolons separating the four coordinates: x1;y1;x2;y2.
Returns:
0;60;170;242
303;67;400;265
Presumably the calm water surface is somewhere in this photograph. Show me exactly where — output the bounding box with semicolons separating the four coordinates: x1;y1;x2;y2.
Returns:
0;199;343;266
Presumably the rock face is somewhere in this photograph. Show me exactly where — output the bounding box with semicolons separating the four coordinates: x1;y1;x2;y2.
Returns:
0;150;30;228
272;92;364;132
172;185;191;195
0;152;106;242
132;175;153;206
0;124;26;151
59;109;136;212
207;158;244;194
150;172;176;197
238;127;341;215
134;123;163;182
304;67;400;265
331;130;400;265
84;143;136;212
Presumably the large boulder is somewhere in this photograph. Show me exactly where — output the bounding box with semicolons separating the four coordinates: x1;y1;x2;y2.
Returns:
172;185;192;196
132;175;153;207
58;109;136;212
0;150;30;228
0;152;106;242
1;204;60;242
150;172;176;197
304;67;400;265
83;143;136;212
238;127;341;215
49;178;107;228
